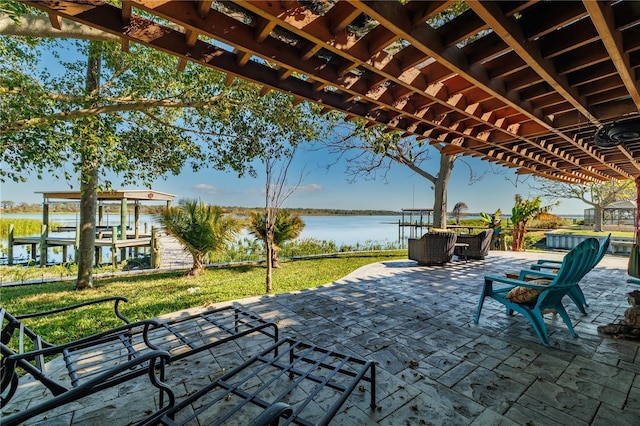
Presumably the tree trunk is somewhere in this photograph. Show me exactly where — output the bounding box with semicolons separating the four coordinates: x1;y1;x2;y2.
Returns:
265;237;273;293
77;163;98;289
189;253;204;276
76;42;102;290
271;249;280;269
594;205;604;232
512;222;527;251
265;207;273;293
432;153;455;228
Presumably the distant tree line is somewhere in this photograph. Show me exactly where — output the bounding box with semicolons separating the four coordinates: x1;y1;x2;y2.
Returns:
0;201;402;216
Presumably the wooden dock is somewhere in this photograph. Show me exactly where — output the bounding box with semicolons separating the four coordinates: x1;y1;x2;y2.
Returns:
8;227;156;267
5;189;175;267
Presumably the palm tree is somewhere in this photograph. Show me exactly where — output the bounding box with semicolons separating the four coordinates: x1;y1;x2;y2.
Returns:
452;202;468;225
248;209;305;268
510;194;554;251
158;200;242;276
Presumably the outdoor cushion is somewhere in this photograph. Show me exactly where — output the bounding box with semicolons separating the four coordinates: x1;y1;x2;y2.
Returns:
505;279;551;303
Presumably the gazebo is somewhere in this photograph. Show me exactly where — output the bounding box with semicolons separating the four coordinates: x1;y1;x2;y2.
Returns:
584;200;638;229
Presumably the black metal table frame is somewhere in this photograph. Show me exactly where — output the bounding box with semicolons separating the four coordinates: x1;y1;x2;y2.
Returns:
148;337;376;426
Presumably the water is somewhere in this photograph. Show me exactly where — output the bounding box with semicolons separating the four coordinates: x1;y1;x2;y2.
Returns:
296;215;401;246
1;214;404;264
1;211;585;264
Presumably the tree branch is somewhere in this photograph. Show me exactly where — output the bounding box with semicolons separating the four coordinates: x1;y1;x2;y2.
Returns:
137;110;237;138
2;96;231;134
0;13;119;42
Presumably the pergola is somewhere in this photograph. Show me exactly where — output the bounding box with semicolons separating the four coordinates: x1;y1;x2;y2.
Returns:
23;0;640;184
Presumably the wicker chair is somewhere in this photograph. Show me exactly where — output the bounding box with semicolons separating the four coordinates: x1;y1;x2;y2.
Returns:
408;231;457;265
454;229;493;260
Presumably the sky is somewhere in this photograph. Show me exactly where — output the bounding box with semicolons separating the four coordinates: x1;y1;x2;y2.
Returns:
1;145;588;215
0;35;590;216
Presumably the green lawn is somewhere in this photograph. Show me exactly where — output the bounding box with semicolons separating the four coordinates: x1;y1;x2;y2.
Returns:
2;250;405;344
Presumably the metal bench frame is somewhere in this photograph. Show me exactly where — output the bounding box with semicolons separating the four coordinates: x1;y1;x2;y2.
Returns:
1;297;278;425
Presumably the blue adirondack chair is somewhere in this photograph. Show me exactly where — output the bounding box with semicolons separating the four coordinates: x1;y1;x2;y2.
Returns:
526;234;611;313
474;238;600;347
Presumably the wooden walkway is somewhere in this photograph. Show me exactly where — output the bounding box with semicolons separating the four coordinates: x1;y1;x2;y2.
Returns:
157;233;192;269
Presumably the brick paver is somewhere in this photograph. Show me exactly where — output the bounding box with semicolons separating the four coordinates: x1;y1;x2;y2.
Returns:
6;251;639;425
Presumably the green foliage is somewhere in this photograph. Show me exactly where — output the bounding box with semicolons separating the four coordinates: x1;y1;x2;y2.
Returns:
510;195;552;227
157;200;242;275
0;1;30;23
1;31;331;186
510;194;555;251
523;232;546;250
280;238;339;257
247;210;305;249
0;218;60;238
1;251;406;342
479;209;501;227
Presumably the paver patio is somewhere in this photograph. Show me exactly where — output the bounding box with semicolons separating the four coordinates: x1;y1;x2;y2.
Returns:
5;250;639;425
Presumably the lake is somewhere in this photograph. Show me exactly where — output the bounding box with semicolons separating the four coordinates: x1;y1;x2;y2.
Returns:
0;214;406;263
1;213;402;246
1;211;584;263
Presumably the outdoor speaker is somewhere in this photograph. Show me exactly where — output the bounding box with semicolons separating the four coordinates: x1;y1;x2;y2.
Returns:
593;116;640;148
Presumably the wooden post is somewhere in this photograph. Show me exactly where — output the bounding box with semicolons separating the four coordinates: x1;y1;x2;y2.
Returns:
62;245;68;263
144;222;149;255
111;226;118;266
39;224;47;267
151;226;160;268
120;198;127;261
134;202;140;257
8;224;14;265
98;203;104;226
134;202;140;238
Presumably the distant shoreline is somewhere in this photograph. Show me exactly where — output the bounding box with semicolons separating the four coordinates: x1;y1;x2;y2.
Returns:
0;208;584;218
1;207;406;216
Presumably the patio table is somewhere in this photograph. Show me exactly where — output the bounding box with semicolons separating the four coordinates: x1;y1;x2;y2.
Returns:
454;242;469;262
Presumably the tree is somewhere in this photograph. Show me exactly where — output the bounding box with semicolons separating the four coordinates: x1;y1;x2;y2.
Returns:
157;200;242;276
321;117;463;228
510;194;554;252
317;2;483;229
452;202;468;225
258;145;306;293
534;179;635;231
248;210;305;269
1;10;328;289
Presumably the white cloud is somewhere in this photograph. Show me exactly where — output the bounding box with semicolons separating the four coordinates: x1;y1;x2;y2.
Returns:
193;183;218;194
297;183;323;193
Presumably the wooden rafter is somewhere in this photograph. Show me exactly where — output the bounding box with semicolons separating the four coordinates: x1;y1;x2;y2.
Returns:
583;0;640;109
17;0;640;184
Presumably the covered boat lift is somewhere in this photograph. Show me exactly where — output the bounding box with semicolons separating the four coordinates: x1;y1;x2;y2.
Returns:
7;190;175;267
